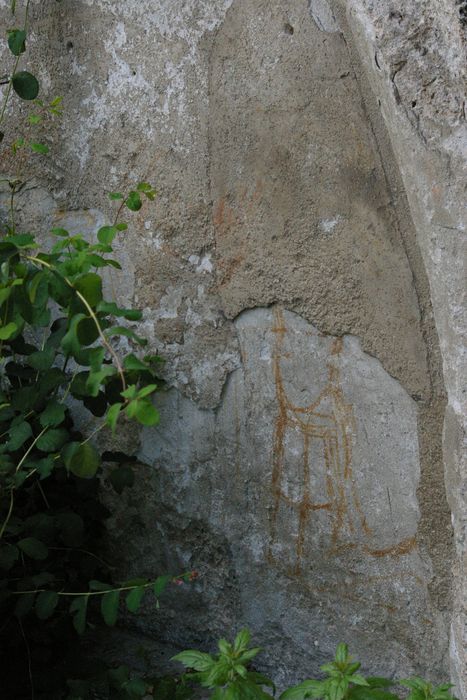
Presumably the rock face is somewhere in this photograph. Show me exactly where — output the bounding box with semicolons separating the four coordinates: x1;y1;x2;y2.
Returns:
132;308;447;686
0;0;465;691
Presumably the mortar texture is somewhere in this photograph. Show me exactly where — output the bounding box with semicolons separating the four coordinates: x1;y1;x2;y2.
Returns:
0;0;464;692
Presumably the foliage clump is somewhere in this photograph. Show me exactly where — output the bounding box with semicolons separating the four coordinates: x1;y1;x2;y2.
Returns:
0;1;179;696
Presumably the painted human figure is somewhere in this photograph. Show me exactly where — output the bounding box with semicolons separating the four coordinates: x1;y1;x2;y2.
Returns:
268;309;371;574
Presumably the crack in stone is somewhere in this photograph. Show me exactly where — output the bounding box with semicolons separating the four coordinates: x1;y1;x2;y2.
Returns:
307;0;340;33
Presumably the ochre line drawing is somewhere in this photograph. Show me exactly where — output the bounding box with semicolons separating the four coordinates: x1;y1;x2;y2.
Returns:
267;308;416;575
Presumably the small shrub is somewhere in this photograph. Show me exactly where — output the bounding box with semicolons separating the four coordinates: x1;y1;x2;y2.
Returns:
174;632;459;700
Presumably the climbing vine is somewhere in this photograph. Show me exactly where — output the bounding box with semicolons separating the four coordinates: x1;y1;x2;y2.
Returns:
0;1;191;697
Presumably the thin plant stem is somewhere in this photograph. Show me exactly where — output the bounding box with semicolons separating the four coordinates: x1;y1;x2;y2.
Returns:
36;480;50;509
12;573;188;597
0;0;31;129
48;546;115;571
15;426;48;472
18;618;34;700
0;489;14;540
25;255;126;391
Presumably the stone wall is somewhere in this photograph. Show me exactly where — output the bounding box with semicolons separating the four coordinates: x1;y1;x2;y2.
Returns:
0;0;465;693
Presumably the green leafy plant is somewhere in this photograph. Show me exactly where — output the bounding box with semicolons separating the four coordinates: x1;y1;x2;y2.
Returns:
0;2;187;696
173;628;276;699
281;644;397;700
174;635;458;700
398;679;458;700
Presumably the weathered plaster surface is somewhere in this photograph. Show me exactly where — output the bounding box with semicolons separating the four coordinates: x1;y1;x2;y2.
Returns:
106;308;447;686
0;0;464;690
332;1;466;692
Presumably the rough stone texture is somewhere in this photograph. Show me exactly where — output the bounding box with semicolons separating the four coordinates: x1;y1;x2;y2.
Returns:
333;1;467;693
0;0;464;691
122;307;447;687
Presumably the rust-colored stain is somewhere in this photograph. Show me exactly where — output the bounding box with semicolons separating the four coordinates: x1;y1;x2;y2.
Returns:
268;308;416;574
363;536;416;558
212;182;263;289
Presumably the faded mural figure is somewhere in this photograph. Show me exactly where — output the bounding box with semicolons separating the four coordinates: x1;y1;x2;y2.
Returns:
267;309;415;575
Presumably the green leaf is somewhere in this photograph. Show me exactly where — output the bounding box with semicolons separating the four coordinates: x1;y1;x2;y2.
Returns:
125;191;142;211
66;442;101;478
238;648;262;664
108;665;129;688
0;321;18;339
0;544;19;570
7;420;32;450
321;664;337;676
101;589;119;626
136;183;156;200
0;287;12;305
109;192;123;200
76;318;99;350
36;590;59;620
124;678;148;697
28;347;55;371
15;592;36;618
36;455;54;479
153;574;171;597
172;650;214;672
335;643;348;664
365;679;395;689
30;142;49;154
126;586;145;613
137;383;158;399
134;399;159;427
70;595;88;635
121;384;137;400
106;325;147;345
32;572;55;587
123;354;148;371
89;580;112;591
5;233;35;248
86;365;115;397
12;71;39;100
39;401;66;428
136;182;153;192
97;225;118;245
350;675;369;687
234;628;251;652
348;689;399;700
36;428;68;452
74;272;102;307
329;679;348;700
116;222;128;231
247;672;275;691
18;537;48;560
400;679;427;691
347;664;362;675
97;301;142;321
50;227;69;237
122;577;147;587
7;28;26;55
218;638;231;655
106;402;122;432
61;313;87;356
